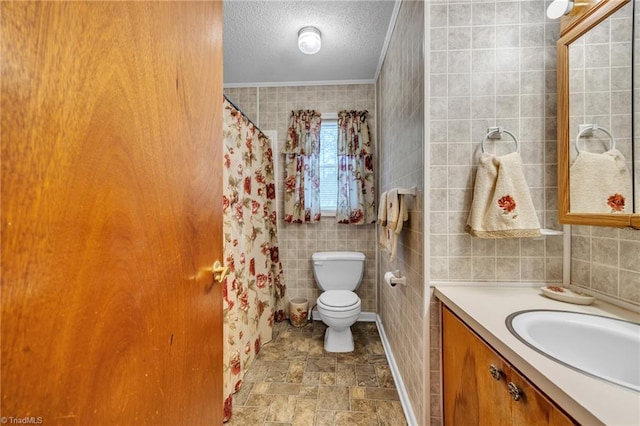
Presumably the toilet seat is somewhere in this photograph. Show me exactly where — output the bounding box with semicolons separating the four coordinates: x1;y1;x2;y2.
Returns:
318;290;360;312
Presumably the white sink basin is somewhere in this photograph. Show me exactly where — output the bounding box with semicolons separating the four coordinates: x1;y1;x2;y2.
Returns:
506;310;640;392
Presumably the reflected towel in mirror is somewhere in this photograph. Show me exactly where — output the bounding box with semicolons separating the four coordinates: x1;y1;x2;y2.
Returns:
570;149;632;214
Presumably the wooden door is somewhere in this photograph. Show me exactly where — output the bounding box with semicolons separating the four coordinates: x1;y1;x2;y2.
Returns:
1;2;223;424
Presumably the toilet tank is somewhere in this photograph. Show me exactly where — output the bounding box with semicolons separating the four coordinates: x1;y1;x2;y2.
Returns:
312;251;365;291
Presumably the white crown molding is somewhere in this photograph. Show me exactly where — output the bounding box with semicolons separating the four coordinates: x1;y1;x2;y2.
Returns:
223;79;374;89
374;0;403;82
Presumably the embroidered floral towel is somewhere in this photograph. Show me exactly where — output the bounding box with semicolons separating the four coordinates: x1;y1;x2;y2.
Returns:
570;149;631;214
466;152;541;238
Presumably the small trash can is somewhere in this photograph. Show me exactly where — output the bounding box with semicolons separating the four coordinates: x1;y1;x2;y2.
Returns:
289;297;309;328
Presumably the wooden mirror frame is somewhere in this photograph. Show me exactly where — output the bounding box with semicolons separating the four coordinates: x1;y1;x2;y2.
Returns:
557;0;636;228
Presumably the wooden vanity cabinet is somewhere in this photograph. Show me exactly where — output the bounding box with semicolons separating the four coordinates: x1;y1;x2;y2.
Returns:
442;307;576;426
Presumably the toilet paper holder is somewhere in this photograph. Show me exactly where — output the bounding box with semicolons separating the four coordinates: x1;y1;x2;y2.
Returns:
384;270;407;287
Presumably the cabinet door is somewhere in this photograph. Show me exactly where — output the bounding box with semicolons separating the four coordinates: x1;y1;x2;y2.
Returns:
443;308;510;425
508;369;575;426
443;308;576;426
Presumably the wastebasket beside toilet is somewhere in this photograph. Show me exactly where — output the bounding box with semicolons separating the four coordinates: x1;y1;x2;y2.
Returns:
289;298;309;328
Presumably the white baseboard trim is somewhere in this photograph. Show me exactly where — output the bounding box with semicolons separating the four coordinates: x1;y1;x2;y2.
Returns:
376;315;418;426
358;311;377;322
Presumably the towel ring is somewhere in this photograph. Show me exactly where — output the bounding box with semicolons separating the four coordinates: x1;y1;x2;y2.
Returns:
481;127;519;154
575;124;616;154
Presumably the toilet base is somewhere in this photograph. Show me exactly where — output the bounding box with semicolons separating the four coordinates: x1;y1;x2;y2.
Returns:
323;326;354;353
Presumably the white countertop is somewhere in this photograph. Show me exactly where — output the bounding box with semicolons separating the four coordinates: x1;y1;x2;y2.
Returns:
434;285;640;426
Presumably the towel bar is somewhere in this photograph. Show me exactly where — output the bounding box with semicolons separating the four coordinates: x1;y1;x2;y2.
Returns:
575;124;616;154
481;127;519;154
397;187;417;196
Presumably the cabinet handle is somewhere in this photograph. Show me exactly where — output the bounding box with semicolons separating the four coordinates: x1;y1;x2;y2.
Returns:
489;364;503;381
507;382;522;401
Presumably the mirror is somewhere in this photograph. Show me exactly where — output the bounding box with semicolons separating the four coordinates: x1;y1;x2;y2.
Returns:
558;0;638;227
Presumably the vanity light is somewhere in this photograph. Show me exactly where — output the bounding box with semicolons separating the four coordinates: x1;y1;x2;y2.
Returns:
298;26;321;55
547;0;574;19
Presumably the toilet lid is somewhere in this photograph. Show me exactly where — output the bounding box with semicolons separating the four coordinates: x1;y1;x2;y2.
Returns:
318;290;359;308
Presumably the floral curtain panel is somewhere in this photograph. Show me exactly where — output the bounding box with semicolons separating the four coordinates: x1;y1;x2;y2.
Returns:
222;98;287;422
282;110;322;223
336;110;376;224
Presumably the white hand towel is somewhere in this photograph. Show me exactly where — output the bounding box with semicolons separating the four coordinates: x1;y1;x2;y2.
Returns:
466;152;541;238
380;189;411;261
386;189;399;232
570;149;632;214
389;194;409;261
378;191;388;226
382;189;399;257
378;191;389;252
394;194;409;236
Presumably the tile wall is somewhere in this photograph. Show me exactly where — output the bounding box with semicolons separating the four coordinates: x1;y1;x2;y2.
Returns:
427;1;561;424
428;0;563;284
376;0;426;424
224;85;378;313
571;226;640;303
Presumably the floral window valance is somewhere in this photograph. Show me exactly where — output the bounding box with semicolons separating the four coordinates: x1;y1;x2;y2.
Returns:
336;110;375;224
282;110;322;223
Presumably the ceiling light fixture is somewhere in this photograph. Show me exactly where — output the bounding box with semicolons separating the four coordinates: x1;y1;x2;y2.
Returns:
546;0;574;19
298;26;321;55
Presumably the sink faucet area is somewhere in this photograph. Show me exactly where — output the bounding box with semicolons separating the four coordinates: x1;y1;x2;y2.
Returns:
506;310;640;392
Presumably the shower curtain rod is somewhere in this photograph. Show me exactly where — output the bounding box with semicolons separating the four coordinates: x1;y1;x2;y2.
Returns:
223;94;265;136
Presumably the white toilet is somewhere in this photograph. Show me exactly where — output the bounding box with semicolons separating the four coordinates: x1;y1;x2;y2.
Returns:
312;251;365;352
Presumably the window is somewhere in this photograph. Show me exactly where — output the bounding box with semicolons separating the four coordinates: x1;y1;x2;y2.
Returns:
319;118;338;215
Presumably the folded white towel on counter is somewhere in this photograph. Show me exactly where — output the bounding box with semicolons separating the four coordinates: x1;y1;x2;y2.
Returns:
466;152;541;238
570;149;632;214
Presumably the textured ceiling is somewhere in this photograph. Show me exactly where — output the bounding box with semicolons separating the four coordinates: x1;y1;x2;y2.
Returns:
223;0;397;86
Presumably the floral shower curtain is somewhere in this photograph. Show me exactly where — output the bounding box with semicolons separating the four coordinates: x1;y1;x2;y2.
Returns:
222;97;287;422
282;110;322;223
336;110;376;224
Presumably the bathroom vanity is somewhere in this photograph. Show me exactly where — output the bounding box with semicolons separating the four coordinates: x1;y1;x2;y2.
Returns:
442;307;574;425
435;286;640;426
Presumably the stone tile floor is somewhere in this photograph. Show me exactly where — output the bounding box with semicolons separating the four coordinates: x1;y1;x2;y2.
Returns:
226;320;408;426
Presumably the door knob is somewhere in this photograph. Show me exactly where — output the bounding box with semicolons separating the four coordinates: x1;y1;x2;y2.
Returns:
212;260;229;283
